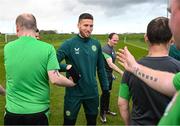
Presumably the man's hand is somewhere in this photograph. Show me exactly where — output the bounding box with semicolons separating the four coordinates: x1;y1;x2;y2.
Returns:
116;46;139;74
67;65;80;83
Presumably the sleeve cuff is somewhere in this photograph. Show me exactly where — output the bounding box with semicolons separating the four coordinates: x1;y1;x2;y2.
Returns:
119;83;131;100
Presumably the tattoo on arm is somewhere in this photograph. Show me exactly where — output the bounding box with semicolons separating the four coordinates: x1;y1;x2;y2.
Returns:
135;69;158;82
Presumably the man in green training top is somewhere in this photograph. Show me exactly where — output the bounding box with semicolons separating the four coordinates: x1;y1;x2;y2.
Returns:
117;0;180;125
57;13;109;125
4;13;75;125
100;33;123;123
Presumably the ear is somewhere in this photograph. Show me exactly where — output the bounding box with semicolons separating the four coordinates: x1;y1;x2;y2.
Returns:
170;37;175;44
77;22;80;29
16;25;19;33
144;33;149;43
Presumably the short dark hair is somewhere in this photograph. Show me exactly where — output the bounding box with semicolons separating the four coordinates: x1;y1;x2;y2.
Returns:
108;33;117;39
78;13;93;22
16;13;37;31
147;17;172;44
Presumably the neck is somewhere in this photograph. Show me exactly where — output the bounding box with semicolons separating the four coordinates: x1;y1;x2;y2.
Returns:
17;30;36;38
79;33;84;38
147;44;169;57
108;41;113;47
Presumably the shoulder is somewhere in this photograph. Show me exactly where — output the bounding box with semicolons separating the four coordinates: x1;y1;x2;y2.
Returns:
62;36;78;46
4;39;19;51
137;57;147;63
168;56;180;66
102;44;111;53
35;40;54;49
121;70;132;83
90;37;100;45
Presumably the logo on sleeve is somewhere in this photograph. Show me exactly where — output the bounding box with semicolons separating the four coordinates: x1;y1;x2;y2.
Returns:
74;48;80;54
91;45;97;52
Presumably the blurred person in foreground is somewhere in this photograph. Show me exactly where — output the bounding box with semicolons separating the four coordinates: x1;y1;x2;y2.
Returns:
117;0;180;124
118;17;180;125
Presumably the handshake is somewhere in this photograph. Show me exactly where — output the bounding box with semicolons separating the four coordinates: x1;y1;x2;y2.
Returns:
67;65;81;83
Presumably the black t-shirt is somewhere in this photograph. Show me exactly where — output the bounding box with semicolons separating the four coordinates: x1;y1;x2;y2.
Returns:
121;56;180;125
102;44;116;76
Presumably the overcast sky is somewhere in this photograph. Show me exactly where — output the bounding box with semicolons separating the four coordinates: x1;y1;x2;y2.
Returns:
0;0;169;34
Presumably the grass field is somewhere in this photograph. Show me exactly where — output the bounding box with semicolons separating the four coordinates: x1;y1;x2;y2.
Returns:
0;33;147;125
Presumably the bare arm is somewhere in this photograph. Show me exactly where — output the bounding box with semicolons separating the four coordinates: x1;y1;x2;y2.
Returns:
118;97;130;125
0;85;5;96
106;57;124;76
48;70;75;87
117;46;176;97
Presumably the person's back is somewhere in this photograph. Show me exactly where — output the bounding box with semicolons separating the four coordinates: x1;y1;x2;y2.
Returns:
117;1;180;125
124;56;180;124
118;17;180;125
4;13;75;125
4;37;54;113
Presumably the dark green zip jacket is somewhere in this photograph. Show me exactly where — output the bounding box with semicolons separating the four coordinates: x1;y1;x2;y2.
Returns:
57;35;109;98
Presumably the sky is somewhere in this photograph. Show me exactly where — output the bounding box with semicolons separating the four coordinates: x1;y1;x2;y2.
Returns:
0;0;169;34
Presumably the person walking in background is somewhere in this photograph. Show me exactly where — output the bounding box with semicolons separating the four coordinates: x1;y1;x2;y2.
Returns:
4;13;75;125
118;17;180;125
100;33;123;123
57;13;109;125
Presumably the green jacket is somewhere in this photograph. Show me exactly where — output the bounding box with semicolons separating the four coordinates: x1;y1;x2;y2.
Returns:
57;35;109;98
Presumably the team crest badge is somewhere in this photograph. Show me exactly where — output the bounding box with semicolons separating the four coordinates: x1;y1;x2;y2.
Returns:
91;45;97;52
66;110;71;116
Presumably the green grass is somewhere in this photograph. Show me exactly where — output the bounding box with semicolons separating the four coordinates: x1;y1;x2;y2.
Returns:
0;34;147;125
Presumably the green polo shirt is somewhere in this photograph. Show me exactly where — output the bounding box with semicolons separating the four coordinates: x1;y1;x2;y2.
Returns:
4;36;59;114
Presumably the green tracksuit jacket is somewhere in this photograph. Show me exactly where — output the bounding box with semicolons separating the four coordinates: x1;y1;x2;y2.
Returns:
57;35;109;98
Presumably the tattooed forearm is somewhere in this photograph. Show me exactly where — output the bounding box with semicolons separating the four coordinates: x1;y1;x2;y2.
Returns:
135;68;158;82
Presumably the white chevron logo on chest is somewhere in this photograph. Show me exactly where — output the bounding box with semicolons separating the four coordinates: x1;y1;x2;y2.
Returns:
74;48;80;54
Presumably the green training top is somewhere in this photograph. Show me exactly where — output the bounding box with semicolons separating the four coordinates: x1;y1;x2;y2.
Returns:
4;36;59;114
158;92;180;125
158;73;180;125
173;72;180;90
57;35;109;98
